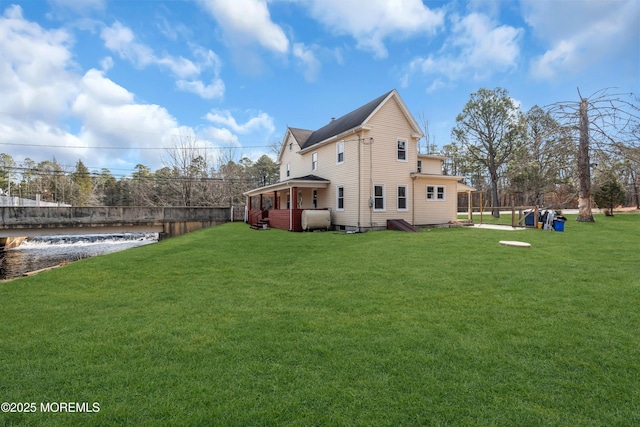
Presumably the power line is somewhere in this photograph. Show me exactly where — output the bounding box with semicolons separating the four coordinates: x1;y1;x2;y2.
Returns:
0;141;274;151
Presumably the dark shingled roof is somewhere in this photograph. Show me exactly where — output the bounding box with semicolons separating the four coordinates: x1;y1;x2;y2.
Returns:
301;90;393;150
288;174;330;182
289;127;313;146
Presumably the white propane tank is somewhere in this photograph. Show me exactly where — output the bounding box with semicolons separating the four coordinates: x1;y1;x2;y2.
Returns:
301;210;331;231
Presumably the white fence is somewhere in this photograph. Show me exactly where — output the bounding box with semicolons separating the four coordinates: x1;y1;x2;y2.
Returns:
0;195;70;207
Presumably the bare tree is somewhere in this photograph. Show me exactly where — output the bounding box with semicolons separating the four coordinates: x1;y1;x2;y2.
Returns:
548;88;640;222
162;131;212;206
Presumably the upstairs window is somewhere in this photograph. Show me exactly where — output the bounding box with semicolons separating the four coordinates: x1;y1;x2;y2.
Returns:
312;152;318;171
397;139;407;161
337;141;344;164
286;163;290;177
289;142;293;151
417;160;422;173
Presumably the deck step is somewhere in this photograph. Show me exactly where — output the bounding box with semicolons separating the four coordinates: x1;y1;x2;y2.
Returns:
250;219;269;230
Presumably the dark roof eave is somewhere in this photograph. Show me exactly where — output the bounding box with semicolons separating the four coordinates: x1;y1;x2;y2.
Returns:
298;125;372;154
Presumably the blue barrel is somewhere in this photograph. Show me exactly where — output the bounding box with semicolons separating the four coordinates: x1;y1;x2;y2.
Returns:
553;220;565;232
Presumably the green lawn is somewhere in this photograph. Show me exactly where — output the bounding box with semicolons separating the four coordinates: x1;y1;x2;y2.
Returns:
1;215;639;426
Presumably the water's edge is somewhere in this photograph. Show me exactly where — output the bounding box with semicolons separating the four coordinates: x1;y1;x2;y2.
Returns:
0;233;158;280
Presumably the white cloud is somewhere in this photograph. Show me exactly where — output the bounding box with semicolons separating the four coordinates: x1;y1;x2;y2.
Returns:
205;110;275;135
47;0;106;14
100;21;224;100
77;68;133;105
523;0;639;81
197;0;289;53
71;68;185;169
202;127;239;144
0;5;78;123
450;13;522;77
0;6;190;170
292;43;321;82
301;0;444;58
100;55;114;71
72;69;177;143
176;79;225;100
100;21;199;78
402;12;522;87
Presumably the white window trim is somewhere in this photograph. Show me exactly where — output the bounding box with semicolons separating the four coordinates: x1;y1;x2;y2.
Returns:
336;141;344;165
373;184;386;212
286;162;290;177
312;152;318;171
336;185;345;211
397;139;408;162
426;185;446;202
397;185;409;211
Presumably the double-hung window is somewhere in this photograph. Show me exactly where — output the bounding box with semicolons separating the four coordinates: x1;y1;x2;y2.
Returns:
373;184;385;211
337;141;344;164
397;185;408;211
417;160;422;173
286;163;290;177
312;152;318;171
426;185;446;201
337;186;344;211
397;139;407;161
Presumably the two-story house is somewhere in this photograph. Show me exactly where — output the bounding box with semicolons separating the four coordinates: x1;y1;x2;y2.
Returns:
244;89;471;231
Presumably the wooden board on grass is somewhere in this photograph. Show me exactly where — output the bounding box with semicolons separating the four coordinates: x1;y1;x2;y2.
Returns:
499;240;531;247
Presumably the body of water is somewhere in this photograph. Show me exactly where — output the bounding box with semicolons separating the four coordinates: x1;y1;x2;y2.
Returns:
0;233;158;280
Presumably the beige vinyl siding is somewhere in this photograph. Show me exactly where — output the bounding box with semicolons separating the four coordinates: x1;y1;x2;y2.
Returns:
413;178;459;225
359;96;419;227
279;133;300;179
289;136;361;226
419;157;443;174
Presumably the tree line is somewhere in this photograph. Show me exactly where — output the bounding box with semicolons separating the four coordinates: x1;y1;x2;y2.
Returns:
1;88;638;220
0;141;279;213
441;87;639;220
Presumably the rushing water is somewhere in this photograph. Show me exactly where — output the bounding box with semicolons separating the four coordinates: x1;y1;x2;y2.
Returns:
0;233;158;280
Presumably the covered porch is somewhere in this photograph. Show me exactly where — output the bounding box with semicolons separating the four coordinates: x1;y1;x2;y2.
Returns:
244;175;331;231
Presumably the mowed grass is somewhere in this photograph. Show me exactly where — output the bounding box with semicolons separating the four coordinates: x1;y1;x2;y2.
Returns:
1;215;639;426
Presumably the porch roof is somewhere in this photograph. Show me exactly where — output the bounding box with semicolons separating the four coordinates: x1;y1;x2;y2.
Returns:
456;182;476;193
243;174;330;197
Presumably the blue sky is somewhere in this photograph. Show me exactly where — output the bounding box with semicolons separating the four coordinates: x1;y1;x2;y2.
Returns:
1;0;638;178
